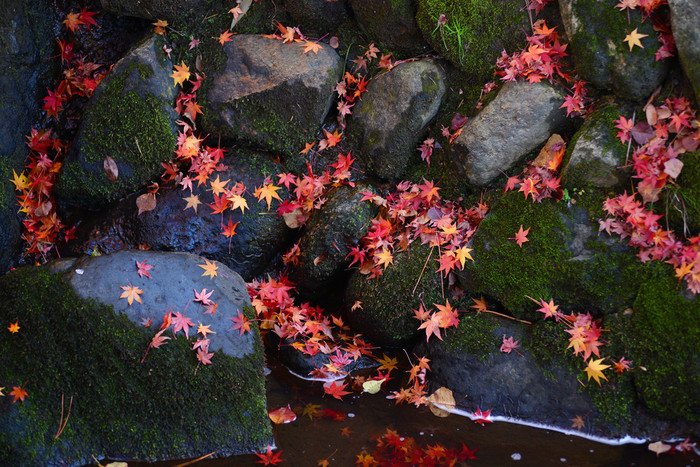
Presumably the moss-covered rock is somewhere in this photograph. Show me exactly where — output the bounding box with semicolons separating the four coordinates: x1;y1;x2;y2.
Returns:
344;241;444;345
561;99;631;189
415;0;529;83
664;151;700;235
347;58;446;180
559;0;668;101
55;35;178;208
283;0;349;35
292;184;379;298
458;190;658;321
349;0;429;57
100;0;226;25
0;253;272;465
201;35;342;160
624;264;700;422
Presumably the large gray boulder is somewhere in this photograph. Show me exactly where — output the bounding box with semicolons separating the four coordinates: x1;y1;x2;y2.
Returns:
0;250;272;465
452;81;568;186
55;35;178;208
559;0;668;101
347;58;446;180
669;0;700;102
202;35;342;159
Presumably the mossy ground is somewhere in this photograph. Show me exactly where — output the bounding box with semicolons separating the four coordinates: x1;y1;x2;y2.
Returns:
0;266;271;465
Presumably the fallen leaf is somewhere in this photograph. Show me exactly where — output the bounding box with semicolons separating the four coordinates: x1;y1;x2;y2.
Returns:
120;283;144;305
624;28;648;51
428;387;455;417
135;260;153;278
10;386;28;403
648;441;671;456
268;404;297;424
171;61;191;87
584;358;610;385
510;225;530;248
7;321;20;333
136;192;156;215
103;156;118;182
198;259;218;278
362;378;386;394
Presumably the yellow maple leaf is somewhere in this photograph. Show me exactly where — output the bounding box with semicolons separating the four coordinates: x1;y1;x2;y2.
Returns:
171;61;191;87
302;402;321;419
376;354;398;372
152;19;168;35
228;194;248;214
454;246;473;268
254;183;282;209
120;284;144;305
584;358;610;386
10;169;30;191
375;248;394;269
623;28;648;51
208;175;230;196
183;194;201;213
198;259;219;279
301;40;322;55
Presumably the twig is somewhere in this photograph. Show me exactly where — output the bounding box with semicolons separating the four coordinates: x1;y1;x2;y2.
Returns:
624;110;636;166
412;246;434;295
174;451;217;466
478;309;533;325
54;393;73;439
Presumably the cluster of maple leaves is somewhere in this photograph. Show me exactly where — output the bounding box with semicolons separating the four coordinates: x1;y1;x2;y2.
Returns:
12;8;105;260
601;96;700;294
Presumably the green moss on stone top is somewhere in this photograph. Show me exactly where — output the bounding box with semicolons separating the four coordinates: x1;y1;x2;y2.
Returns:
0;266;271;465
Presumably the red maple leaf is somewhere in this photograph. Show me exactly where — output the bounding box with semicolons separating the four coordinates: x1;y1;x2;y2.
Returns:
221;218;239;254
510;225;530;247
323;380;351;400
228;310;251;336
255;445;283;465
171;312;194;338
135;259;153;278
473;407;492;425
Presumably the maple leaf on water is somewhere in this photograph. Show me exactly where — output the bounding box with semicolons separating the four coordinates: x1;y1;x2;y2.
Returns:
473;407;492;425
510;225;530;247
120;282;144;305
624;28;648;51
302;402;321;419
584;358;610;385
198;259;219;279
10;386;28;404
228;310;252;336
135;260;153;278
171;61;191;87
268;404;297;424
376;354;399;373
323;380;351;400
255;445;283;466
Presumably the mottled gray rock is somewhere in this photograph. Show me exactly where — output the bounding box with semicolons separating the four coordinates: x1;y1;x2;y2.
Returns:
56;35;178;208
350;0;428;56
292;184;378;297
669;0;700;102
562;101;631;188
202;35;342;158
559;0;668;101
0;0;60;271
452;81;568;186
65;250;255;356
347;58;446;180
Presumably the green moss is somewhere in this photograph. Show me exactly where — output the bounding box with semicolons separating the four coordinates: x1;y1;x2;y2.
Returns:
416;0;528;83
56;62;176;206
441;312;501;358
0;267;272;464
623;263;700;421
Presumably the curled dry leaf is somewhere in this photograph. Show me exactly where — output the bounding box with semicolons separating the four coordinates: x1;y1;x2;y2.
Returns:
428;386;455;417
268;404;297;424
136;192;157;215
329;36;339;48
104;155;118;183
648;441;672;456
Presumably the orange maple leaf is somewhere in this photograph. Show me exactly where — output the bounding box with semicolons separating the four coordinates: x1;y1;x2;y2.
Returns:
171;62;190;87
301;40;322;54
198;259;219;278
63;11;83;33
10;386;28;403
470;296;490;312
7;321;20;333
152;19;168;35
218;30;234;46
254;183;282;209
120;282;144;305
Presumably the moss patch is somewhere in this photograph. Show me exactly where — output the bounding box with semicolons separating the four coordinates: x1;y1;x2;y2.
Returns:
0;266;272;465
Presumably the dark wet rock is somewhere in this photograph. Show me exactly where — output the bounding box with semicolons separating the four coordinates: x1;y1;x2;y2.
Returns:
457;190;657;322
0;0;61;272
0;251;272;465
55;34;178;208
283;0;349;33
669;0;700;102
292;184;378;298
452;81;568;186
349;0;428;56
201;34;342;159
347;58;446;180
70;150;292;281
559;0;668;101
663;151;700;235
415;0;529;83
562;100;631;189
344;242;444;346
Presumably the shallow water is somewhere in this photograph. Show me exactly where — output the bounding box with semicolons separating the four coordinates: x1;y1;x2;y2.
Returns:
119;357;698;467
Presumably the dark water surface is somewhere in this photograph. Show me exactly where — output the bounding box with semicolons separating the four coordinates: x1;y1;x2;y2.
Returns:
118;358;698;467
